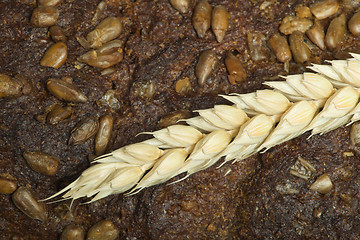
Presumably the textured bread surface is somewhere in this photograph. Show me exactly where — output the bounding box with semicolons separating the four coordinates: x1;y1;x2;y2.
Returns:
0;0;359;239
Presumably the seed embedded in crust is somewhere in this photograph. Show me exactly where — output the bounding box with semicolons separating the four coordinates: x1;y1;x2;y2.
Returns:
30;6;59;27
192;0;212;38
289;31;311;64
306;19;326;50
268;33;292;63
131;79;155;99
158;109;192;128
350;122;360;146
0;178;17;194
46;104;74;125
92;1;106;23
195;49;218;87
225;51;247;84
310;0;339;20
325;14;346;51
49;25;67;42
310;173;333;194
60;225;85;240
46;78;88;103
279;16;313;35
169;0;190;14
212;5;230;43
23;151;59;176
175;77;192;94
348;12;360;36
12;187;48;221
0;74;23;98
289;156;316;180
86;220;119;240
247;32;271;61
40;42;68;69
98;90;121;110
69;117;99;145
78;40;123;69
95;115;114;156
13;74;33;95
295;5;312;18
38;0;63;7
87;17;123;48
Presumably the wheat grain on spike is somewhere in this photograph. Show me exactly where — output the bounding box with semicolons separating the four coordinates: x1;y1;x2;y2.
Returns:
45;54;360;203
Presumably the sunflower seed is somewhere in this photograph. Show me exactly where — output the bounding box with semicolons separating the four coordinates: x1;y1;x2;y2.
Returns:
40;42;67;69
31;6;59;27
12;187;47;221
192;0;212;38
86;220;119;240
69;117;99;145
46;78;88;103
23;151;59;176
195;49;217;87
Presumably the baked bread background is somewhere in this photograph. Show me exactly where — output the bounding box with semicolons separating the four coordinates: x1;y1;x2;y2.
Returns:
0;0;359;239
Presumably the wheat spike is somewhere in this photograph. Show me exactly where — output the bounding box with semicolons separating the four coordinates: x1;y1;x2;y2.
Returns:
221;90;291;117
46;55;360;203
306;86;359;136
185;105;249;132
264;73;334;102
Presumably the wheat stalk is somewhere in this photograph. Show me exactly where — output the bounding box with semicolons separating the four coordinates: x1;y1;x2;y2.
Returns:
45;55;360;203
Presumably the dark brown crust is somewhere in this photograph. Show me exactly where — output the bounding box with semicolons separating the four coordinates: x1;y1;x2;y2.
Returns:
0;0;360;239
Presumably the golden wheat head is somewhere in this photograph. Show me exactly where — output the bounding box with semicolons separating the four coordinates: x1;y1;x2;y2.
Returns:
45;54;360;203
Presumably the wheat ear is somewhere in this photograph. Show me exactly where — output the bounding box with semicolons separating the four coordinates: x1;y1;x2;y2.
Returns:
45;55;360;203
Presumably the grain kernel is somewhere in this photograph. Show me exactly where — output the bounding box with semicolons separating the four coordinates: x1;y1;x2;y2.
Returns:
0;178;17;194
95;115;114;156
348;12;360;36
295;5;312;18
341;0;360;10
310;0;339;20
268;33;292;63
46;78;88;103
158;110;192;128
69;117;99;145
78;40;123;68
60;225;85;240
38;0;63;6
47;104;73;125
289;31;311;64
40;42;67;69
350;121;360;145
192;0;212;38
131;79;155;99
175;77;191;94
195;49;217;87
247;32;271;61
87;17;122;48
92;1;106;23
12;187;47;221
30;6;59;27
87;220;119;240
13;74;33;95
0;74;22;98
279;16;313;35
325;14;346;50
212;5;230;43
169;0;190;14
310;173;333;194
35;103;56;123
306;19;325;50
23;151;59;176
49;25;66;42
98;90;121;110
225;51;246;84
